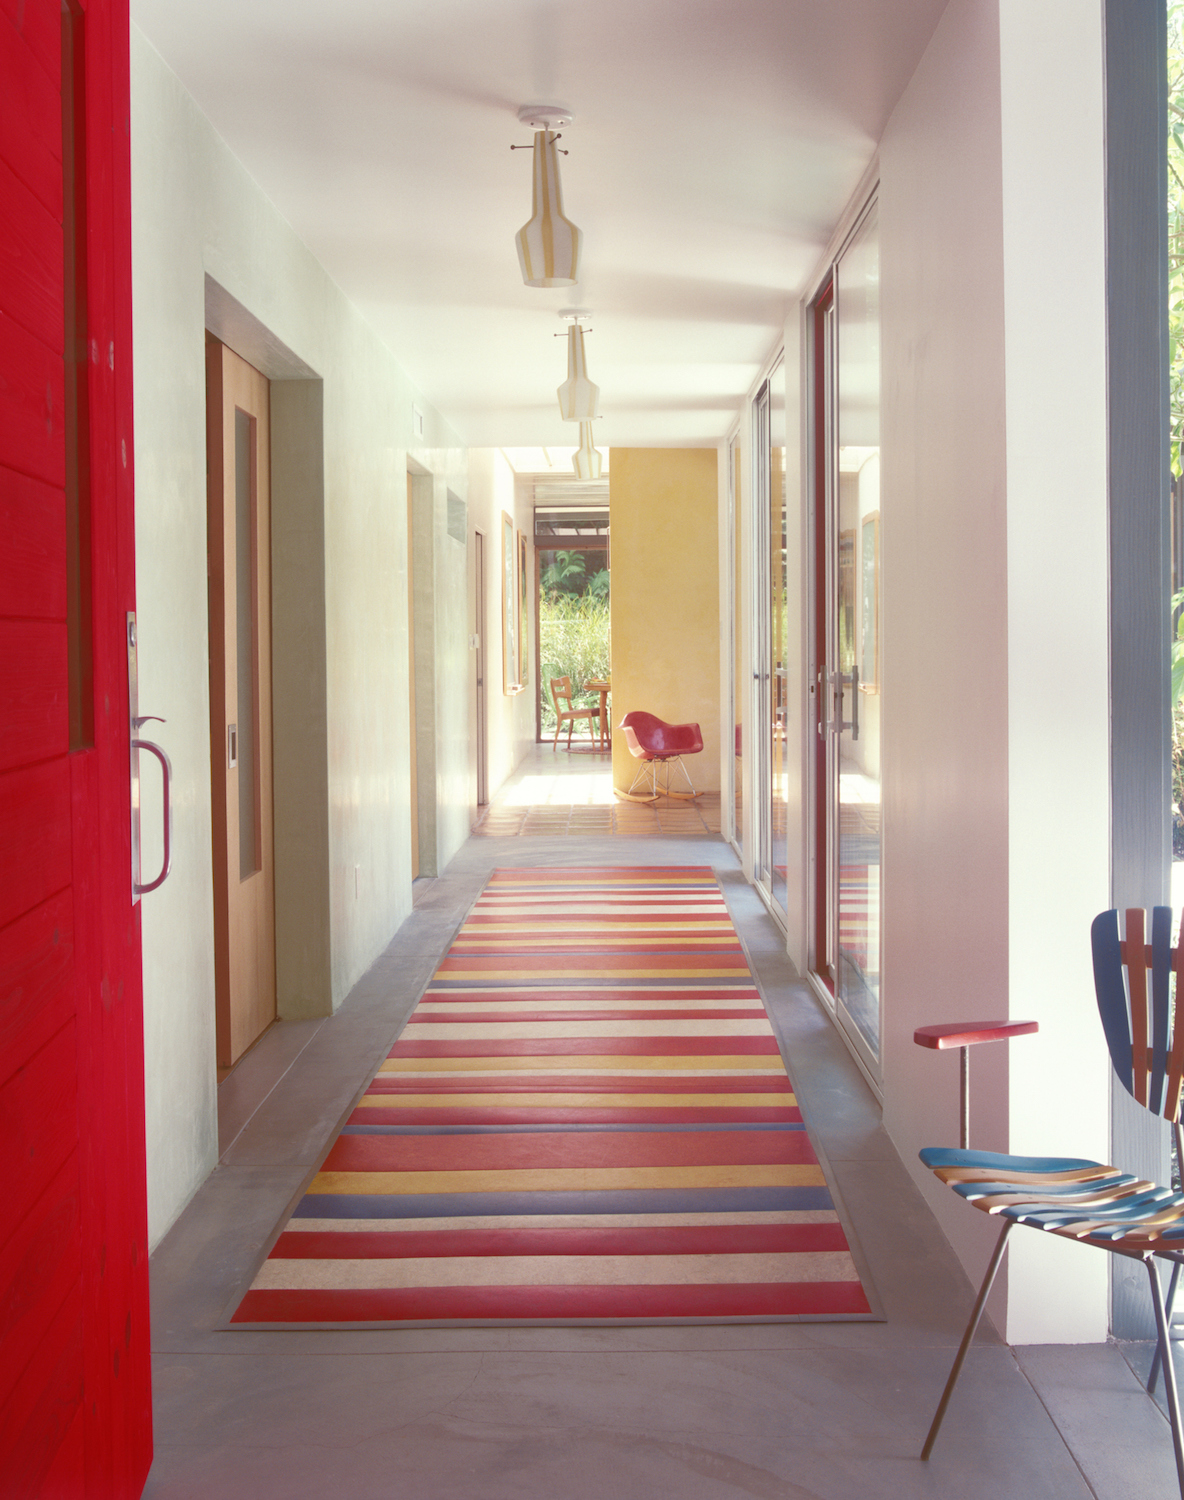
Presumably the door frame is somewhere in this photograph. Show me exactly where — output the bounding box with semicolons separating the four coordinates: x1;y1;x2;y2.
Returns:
205;336;277;1070
805;200;885;1095
750;371;776;909
809;281;835;992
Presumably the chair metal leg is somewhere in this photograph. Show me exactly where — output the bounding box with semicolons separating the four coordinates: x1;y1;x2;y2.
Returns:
1150;1258;1183;1395
1147;1256;1184;1498
617;758;658;803
660;754;700;800
921;1219;1013;1461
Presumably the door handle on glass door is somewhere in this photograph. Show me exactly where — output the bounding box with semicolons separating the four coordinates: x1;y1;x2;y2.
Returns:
829;666;860;742
845;665;860;741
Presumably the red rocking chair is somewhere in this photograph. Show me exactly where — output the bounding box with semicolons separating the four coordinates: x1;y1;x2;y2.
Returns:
616;711;703;802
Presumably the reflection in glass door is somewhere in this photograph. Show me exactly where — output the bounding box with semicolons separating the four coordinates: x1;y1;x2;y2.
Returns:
825;200;882;1067
752;357;790;920
728;434;744;855
752;383;772;894
769;361;789;915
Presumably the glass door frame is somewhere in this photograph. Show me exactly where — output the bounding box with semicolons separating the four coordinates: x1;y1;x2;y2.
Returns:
809;282;836;994
725;426;742;856
532;523;609;744
751;374;775;904
806;197;884;1091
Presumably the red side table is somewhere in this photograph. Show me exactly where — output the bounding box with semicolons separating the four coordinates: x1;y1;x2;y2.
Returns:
914;1020;1039;1149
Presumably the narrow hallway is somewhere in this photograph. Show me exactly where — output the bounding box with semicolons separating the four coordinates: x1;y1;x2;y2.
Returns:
143;752;1178;1499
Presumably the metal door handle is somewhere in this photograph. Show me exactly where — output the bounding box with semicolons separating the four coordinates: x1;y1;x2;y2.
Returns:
846;664;860;741
830;666;860;741
133;736;173;895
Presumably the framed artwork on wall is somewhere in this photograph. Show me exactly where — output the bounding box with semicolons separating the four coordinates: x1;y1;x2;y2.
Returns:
518;530;529;687
502;510;519;694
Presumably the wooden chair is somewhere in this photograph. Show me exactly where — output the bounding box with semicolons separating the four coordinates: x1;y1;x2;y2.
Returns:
549;676;600;749
919;906;1184;1494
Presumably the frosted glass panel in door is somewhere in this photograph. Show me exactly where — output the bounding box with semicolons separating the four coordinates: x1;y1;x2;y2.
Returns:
835;203;881;1059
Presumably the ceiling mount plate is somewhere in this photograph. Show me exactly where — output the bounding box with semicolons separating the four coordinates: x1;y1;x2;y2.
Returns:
559;308;591;323
518;103;574;131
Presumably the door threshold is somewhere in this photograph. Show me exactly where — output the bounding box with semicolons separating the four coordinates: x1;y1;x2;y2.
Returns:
805;972;883;1102
216;1017;278;1084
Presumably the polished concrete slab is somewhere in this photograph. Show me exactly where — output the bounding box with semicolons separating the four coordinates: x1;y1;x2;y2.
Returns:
143;749;1181;1498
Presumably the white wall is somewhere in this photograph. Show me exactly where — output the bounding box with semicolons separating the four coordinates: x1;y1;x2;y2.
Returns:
131;27;466;1247
997;0;1110;1345
876;0;1111;1343
878;0;1012;1315
467;450;539;808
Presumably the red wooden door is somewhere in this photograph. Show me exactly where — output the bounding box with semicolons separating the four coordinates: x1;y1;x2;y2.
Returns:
1;0;152;1495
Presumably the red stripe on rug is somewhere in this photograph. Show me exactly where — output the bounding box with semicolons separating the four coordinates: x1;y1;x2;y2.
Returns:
433;954;753;974
347;1107;804;1125
321;1128;820;1173
232;1281;873;1324
462;913;733;925
406;1010;772;1024
476;893;726;902
486;868;716;880
449;948;747;960
386;1036;782;1058
269;1222;852;1260
452;939;745;950
419;988;764;1003
363;1076;795;1094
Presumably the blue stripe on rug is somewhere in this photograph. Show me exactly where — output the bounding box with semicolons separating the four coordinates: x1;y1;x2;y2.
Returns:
292;1186;837;1219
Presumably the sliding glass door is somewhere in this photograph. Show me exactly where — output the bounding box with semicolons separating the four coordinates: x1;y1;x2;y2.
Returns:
750;356;792;920
727;433;744;855
814;200;882;1073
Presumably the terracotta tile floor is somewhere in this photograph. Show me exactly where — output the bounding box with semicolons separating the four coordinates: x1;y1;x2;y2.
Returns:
473;746;722;836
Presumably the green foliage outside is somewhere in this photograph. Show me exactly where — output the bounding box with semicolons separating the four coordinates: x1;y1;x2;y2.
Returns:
1170;4;1184;476
1169;7;1184;835
540;549;610;602
537;554;611;736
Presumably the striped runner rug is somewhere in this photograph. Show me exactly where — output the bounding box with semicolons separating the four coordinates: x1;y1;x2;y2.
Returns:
229;867;876;1326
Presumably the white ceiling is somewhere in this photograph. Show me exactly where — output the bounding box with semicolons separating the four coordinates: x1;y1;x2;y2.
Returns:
132;0;946;449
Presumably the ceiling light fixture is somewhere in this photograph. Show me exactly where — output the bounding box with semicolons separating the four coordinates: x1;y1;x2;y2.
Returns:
572;421;603;479
556;311;599;422
513;105;581;288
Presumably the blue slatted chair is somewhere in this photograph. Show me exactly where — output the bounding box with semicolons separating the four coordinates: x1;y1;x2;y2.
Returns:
920;906;1184;1493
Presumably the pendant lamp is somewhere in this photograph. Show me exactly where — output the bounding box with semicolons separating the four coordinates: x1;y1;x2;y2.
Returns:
572;421;603;479
557;319;599;421
514;105;581;288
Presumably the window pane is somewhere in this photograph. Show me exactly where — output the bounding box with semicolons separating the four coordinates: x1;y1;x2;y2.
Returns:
235;408;258;878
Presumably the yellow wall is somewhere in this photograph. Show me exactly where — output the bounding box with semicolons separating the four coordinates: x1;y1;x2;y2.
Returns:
609;449;721;793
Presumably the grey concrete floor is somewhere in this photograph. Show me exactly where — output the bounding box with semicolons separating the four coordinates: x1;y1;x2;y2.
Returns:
142;749;1182;1499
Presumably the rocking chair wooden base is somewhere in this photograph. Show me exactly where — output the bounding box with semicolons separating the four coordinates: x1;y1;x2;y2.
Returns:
614;755;700;802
